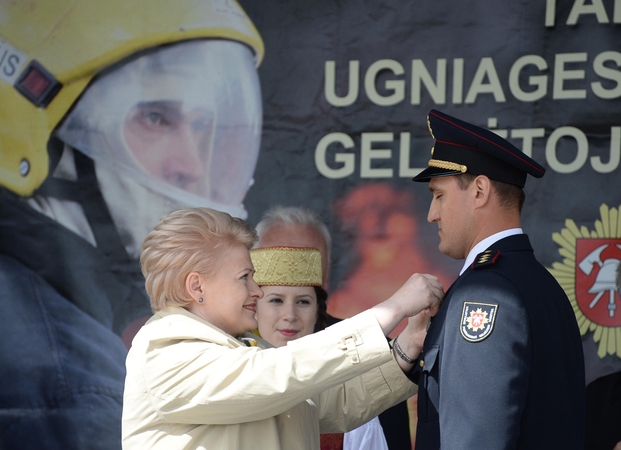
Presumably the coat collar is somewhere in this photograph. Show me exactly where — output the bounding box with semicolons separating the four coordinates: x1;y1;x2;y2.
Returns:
151;306;272;349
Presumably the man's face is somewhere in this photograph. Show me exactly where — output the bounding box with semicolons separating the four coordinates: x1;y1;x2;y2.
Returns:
117;39;262;208
427;176;475;260
124;101;213;194
57;39;262;218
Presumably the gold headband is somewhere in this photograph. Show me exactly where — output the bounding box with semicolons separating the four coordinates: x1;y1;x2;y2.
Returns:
250;247;322;287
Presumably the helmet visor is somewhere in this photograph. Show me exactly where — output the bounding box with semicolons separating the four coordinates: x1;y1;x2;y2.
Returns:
56;39;262;208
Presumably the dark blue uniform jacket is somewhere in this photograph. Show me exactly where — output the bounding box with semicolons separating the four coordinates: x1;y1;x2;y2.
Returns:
414;234;585;450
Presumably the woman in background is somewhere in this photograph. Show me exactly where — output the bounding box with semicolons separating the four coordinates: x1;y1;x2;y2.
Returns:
251;246;389;450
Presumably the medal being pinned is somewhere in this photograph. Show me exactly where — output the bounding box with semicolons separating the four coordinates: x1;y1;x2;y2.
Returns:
460;302;498;342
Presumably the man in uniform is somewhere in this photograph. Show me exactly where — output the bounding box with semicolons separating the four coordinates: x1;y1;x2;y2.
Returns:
410;109;585;449
0;1;263;448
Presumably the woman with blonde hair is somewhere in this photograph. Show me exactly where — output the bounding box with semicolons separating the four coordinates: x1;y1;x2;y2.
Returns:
122;207;443;450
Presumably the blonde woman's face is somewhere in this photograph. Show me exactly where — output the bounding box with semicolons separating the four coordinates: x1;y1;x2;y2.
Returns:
255;285;318;348
193;244;263;336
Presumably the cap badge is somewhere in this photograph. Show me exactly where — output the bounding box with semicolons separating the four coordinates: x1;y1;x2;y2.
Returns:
460;302;498;342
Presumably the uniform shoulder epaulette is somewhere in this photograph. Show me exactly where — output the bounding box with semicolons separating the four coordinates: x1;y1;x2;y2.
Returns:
471;249;500;270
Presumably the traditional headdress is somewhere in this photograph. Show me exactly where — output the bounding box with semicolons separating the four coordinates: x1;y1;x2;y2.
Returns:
250;247;322;287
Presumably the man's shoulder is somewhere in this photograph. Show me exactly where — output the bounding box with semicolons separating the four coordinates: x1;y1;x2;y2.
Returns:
458;262;521;289
466;238;542;279
448;261;525;310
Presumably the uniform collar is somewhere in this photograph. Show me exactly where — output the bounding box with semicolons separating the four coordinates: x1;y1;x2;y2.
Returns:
460;228;523;275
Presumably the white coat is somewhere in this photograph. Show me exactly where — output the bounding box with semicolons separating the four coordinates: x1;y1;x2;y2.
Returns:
122;306;417;450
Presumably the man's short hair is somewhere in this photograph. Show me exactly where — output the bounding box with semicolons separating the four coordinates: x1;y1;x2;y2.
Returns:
455;173;525;212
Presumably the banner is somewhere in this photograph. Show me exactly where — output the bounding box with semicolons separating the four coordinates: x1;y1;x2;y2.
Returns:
0;0;619;448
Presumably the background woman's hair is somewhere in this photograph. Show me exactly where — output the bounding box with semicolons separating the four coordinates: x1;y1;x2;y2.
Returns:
313;286;329;332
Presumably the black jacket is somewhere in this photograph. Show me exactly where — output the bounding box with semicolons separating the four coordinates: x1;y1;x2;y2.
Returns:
0;189;151;449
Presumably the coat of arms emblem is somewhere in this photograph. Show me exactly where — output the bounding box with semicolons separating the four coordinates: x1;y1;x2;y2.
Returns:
548;204;621;360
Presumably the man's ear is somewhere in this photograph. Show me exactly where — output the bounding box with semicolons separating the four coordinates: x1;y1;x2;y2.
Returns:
185;272;204;303
473;175;492;207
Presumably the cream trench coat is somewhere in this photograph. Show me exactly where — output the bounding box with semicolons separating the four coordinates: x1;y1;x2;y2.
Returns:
122;306;417;450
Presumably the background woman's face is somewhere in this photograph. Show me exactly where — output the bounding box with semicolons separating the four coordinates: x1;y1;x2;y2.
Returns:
255;285;318;348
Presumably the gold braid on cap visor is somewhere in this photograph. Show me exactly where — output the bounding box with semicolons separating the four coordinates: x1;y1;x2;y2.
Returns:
428;159;468;173
250;247;322;287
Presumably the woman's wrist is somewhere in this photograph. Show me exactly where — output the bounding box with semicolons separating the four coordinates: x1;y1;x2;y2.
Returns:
370;303;406;336
393;335;416;364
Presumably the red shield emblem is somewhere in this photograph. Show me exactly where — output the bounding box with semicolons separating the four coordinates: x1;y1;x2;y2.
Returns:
575;238;621;327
